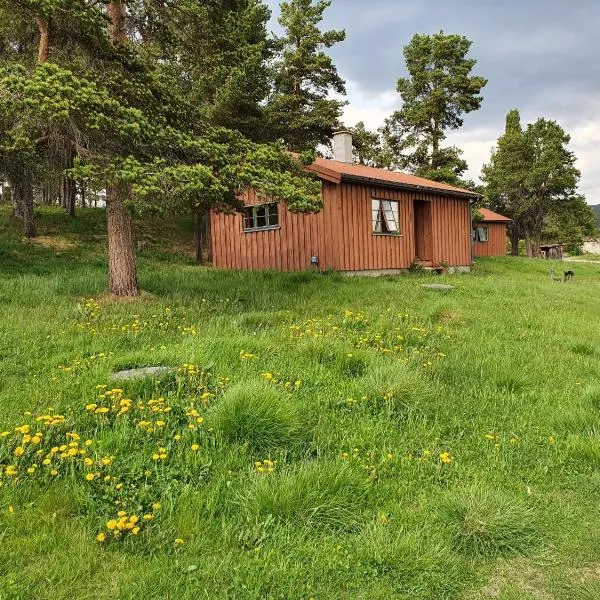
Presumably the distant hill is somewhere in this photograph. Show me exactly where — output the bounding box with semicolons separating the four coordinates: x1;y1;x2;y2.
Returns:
592;205;600;228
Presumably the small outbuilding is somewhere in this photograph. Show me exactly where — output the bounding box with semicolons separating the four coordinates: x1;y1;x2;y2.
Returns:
472;208;511;257
210;132;481;274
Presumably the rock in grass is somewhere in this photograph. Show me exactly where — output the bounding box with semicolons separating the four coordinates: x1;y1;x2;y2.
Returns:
421;284;455;290
111;366;175;381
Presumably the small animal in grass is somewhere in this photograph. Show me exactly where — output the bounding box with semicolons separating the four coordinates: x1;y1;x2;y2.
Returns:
564;270;574;282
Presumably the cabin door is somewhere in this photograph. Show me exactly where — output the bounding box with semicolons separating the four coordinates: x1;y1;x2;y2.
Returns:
414;200;433;262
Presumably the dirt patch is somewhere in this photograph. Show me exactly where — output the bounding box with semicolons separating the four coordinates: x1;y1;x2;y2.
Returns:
463;559;551;599
569;563;600;584
26;236;79;251
437;309;465;326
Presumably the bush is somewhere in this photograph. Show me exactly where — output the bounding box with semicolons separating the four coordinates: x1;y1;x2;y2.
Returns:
211;381;302;451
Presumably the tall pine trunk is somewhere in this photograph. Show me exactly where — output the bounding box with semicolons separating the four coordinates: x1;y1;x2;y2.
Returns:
106;184;138;296
36;17;50;64
14;177;36;238
509;225;520;256
105;0;138;296
8;181;23;218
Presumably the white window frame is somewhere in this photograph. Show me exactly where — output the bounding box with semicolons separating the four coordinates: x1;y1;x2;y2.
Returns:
372;199;401;235
473;225;489;242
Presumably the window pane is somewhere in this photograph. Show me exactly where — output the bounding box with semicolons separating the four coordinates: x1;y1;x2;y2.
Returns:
255;205;267;228
381;200;399;233
243;208;254;230
372;200;382;232
478;226;488;242
267;203;279;226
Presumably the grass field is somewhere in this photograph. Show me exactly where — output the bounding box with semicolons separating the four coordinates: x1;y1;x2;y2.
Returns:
2;207;600;599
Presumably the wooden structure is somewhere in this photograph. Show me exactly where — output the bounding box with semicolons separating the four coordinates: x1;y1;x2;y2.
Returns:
540;244;563;260
211;136;480;273
472;208;511;257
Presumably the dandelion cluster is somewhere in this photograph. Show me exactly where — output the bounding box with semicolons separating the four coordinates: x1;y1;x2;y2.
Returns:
261;372;302;390
75;302;201;338
0;363;230;544
254;459;276;474
288;310;451;365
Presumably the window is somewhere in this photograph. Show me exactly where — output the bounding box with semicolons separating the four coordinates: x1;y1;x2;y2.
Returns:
243;203;279;231
372;199;400;234
473;225;489;242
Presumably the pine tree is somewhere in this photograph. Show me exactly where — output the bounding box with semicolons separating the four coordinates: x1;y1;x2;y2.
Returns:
385;31;487;185
265;0;346;151
482;110;584;256
0;0;323;296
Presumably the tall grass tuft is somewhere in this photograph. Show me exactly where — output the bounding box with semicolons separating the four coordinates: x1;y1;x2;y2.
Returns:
211;381;302;451
442;488;542;558
241;460;367;530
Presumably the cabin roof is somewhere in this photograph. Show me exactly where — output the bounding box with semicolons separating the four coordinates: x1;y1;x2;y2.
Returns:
306;157;481;200
478;208;512;222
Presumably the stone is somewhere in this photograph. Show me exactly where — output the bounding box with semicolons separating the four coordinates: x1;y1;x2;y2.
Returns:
421;284;455;291
111;366;175;381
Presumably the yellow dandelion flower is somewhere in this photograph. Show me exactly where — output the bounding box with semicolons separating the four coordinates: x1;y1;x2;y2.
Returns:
117;510;126;517
96;532;106;543
174;538;184;546
84;440;93;446
106;520;117;530
191;444;200;451
50;469;58;476
84;458;93;467
152;503;161;511
143;514;153;521
14;446;25;457
85;473;95;481
439;452;453;464
132;526;141;535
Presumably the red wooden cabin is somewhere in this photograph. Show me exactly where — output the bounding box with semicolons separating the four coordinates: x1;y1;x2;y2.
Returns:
210;132;481;274
472;208;511;258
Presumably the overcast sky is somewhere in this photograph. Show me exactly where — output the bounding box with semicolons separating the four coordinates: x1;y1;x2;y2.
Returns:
264;0;600;202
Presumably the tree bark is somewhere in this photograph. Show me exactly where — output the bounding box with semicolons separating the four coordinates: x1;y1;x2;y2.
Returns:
36;16;50;64
80;183;86;208
107;1;127;44
106;184;139;296
509;225;520;256
12;176;36;238
7;182;22;218
194;208;203;263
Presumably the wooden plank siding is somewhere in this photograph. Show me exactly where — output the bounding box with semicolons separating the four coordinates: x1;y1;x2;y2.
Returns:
473;222;508;257
210;182;473;271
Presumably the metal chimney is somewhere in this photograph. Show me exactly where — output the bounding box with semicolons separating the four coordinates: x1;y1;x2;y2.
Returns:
332;131;353;164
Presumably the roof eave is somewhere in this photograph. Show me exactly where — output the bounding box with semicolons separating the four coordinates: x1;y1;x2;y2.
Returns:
340;173;481;201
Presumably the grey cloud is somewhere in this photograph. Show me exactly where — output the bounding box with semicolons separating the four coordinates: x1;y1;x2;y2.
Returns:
264;0;600;199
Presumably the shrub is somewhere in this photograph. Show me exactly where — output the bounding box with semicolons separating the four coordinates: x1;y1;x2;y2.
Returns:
211;381;302;451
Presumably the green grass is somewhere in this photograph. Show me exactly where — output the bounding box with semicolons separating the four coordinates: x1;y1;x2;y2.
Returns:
2;206;600;599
